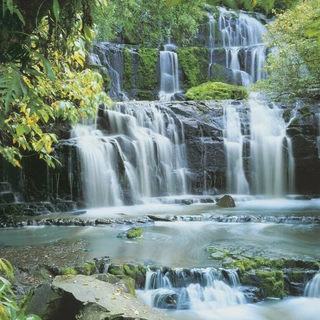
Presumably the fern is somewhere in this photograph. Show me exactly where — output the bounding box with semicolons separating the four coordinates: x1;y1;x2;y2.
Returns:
0;66;27;113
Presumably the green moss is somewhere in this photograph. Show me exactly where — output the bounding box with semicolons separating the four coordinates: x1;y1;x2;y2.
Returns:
121;276;137;297
185;82;248;101
127;227;143;239
75;262;96;276
137;48;158;91
136;89;157;100
229;258;253;274
60;267;77;275
283;109;291;122
177;47;208;88
123;49;134;91
108;265;124;276
209;63;229;83
256;271;285;299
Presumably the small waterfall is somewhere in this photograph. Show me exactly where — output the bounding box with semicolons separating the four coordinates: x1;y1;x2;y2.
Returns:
72;102;188;207
217;7;267;86
207;13;216;79
91;42;129;100
159;44;180;101
139;268;246;311
250;97;295;196
304;272;320;297
224;104;250;194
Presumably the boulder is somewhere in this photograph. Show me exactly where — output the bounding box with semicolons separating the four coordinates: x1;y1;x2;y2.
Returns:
27;275;173;320
216;195;236;208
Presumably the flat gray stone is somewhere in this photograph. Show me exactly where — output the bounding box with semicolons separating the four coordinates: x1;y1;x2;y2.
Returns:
53;275;174;320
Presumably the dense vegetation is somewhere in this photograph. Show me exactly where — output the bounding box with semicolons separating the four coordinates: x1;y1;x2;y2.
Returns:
186;82;248;100
254;0;320;100
0;0;111;168
1;0;319;168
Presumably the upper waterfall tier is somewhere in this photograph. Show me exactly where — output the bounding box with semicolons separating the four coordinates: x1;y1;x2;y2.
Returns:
90;7;268;101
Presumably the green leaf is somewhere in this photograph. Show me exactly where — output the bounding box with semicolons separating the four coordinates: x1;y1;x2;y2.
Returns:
166;0;182;8
0;67;27;112
6;0;14;13
34;53;55;81
53;0;60;23
13;7;25;25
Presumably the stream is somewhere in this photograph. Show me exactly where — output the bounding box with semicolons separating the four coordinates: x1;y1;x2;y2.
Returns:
1;197;320;319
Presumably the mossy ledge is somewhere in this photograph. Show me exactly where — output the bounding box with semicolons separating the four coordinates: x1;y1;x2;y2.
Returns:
206;245;320;299
185;81;248;100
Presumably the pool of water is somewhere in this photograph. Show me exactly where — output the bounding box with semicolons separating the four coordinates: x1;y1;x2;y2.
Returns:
1;198;319;320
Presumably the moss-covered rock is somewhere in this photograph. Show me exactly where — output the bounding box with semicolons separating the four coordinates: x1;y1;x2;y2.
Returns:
60;267;77;275
123;49;134;91
108;264;124;276
75;262;97;276
137;48;158;91
117;227;143;239
256;271;285;299
127;227;142;238
186;82;248;100
177;47;208;88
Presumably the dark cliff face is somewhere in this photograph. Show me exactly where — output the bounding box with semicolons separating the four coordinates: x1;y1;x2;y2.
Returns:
286;103;320;196
0;100;319;214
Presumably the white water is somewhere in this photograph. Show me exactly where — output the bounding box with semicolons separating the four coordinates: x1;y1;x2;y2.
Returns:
159;44;180;101
249;97;295;196
224;104;250;194
72;102;188;207
139;268;246;311
304;272;320;297
91;42;129;100
207;13;216;79
217;7;268;86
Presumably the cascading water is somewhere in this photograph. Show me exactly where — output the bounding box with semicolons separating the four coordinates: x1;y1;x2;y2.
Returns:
216;7;268;86
207;13;216;79
91;42;129;100
138;267;246;312
249;97;295;196
159;44;180;101
304;272;320;297
72;102;188;207
223;104;250;195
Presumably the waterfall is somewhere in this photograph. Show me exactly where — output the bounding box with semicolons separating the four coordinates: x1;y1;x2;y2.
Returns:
72;102;188;207
216;7;267;86
139;267;246;311
249;97;295;196
304;272;320;297
207;13;216;79
159;44;180;101
91;42;129;100
224;104;250;194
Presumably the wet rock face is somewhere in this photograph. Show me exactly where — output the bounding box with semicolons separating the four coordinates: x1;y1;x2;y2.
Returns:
287;103;320;195
0;100;320;213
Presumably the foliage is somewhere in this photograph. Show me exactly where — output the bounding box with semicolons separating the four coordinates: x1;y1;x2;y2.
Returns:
166;0;296;14
177;47;208;88
253;0;320;100
96;0;206;47
0;258;41;319
186;82;248;100
0;0;111;168
137;49;158;90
